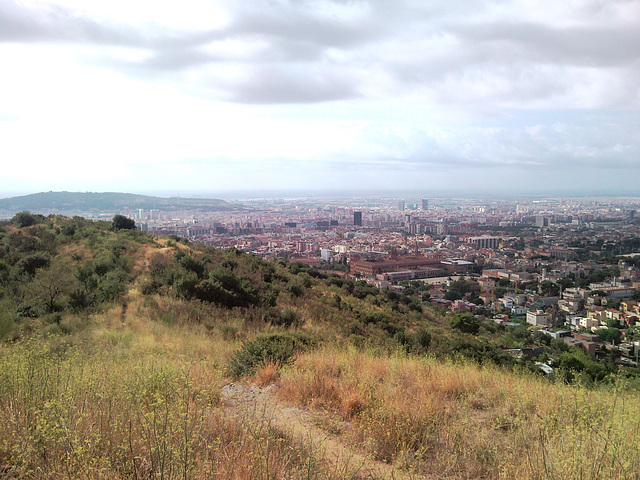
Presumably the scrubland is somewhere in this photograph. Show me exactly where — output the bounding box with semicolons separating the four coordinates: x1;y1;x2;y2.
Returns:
1;213;639;479
278;348;640;479
0;313;345;479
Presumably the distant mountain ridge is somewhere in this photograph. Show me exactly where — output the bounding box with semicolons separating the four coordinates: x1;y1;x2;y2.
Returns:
0;191;239;216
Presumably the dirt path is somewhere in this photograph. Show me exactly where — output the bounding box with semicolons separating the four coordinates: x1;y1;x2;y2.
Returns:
221;383;428;480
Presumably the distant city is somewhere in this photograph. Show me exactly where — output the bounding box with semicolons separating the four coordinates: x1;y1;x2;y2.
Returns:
3;191;640;362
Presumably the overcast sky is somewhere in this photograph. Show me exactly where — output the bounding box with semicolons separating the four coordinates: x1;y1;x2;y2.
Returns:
1;0;639;198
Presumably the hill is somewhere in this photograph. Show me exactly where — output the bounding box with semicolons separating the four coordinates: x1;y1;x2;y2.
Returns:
0;212;639;479
0;191;239;217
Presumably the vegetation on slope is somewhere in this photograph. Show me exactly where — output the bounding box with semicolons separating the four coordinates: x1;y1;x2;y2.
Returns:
278;349;640;479
1;212;639;479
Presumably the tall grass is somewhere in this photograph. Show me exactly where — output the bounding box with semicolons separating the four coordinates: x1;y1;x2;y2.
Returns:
277;348;640;479
0;320;349;479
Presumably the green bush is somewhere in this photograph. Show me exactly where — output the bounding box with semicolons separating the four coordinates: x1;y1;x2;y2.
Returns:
285;282;304;297
275;308;300;328
12;253;51;278
111;215;136;231
11;211;44;228
450;312;480;335
227;332;315;378
179;255;206;279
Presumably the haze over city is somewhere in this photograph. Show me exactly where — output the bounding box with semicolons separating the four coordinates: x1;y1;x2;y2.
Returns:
1;0;639;197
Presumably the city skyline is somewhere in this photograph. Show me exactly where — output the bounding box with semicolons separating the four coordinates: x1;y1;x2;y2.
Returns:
1;1;639;197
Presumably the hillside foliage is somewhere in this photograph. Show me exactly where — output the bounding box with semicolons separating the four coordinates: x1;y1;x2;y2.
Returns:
0;213;639;479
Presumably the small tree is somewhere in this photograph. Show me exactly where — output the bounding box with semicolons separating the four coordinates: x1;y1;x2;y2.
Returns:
12;211;39;228
30;263;73;313
111;215;136;231
599;327;622;345
450;312;480;334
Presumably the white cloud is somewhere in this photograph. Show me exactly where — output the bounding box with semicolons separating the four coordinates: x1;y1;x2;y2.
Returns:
0;0;639;195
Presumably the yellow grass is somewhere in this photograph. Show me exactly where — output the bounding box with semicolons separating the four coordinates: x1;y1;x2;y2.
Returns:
0;319;355;479
278;347;640;479
3;284;639;479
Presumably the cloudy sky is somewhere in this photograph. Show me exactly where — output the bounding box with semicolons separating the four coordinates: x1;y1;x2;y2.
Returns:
1;0;639;198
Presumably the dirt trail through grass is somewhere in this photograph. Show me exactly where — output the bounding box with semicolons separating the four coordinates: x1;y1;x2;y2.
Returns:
221;383;429;480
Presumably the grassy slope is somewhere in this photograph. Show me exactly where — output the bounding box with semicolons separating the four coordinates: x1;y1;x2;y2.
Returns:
278;349;640;479
0;215;639;479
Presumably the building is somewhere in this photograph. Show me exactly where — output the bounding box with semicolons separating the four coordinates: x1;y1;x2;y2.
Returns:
440;259;474;272
353;211;362;226
550;247;577;260
421;198;429;210
564;338;598;356
512;306;529;317
320;248;333;262
350;256;443;277
527;310;551;326
535;216;550;228
469;235;500;249
594;286;636;300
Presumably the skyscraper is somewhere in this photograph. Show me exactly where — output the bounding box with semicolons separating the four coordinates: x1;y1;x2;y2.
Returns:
353;211;362;226
421;199;429;210
398;200;405;211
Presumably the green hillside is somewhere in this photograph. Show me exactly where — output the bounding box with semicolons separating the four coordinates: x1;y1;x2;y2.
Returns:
0;191;239;216
0;212;639;479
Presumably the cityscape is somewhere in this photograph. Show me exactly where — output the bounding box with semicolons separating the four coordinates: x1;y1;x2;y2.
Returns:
106;194;640;364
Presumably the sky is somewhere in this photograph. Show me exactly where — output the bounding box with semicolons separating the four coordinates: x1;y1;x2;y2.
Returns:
1;0;639;198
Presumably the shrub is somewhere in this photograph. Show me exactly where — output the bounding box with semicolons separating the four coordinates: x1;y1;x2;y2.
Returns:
175;272;199;299
414;328;432;351
450;312;480;335
95;271;128;302
67;289;94;311
0;314;14;341
285;282;304;298
15;303;39;319
12;253;51;278
111;215;136;231
0;260;8;283
227;332;315;378
11;211;44;228
179;255;206;279
275;308;300;328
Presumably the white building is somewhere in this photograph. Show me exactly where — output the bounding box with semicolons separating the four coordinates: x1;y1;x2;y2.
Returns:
527;310;551;326
320;248;333;262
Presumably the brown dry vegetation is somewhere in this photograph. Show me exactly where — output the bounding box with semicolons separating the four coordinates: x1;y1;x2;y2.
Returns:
0;316;364;480
277;348;640;479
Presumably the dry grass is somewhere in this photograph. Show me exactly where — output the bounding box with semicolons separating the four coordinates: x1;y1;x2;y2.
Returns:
255;361;280;387
277;348;640;479
0;321;354;479
3;277;639;480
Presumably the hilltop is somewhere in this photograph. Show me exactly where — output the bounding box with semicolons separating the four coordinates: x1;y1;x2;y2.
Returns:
0;212;639;479
0;191;239;217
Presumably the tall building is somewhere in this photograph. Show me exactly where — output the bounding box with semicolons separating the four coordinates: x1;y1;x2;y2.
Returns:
398;200;405;211
421;198;429;210
469;235;500;249
353;211;362;226
535;216;550;228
